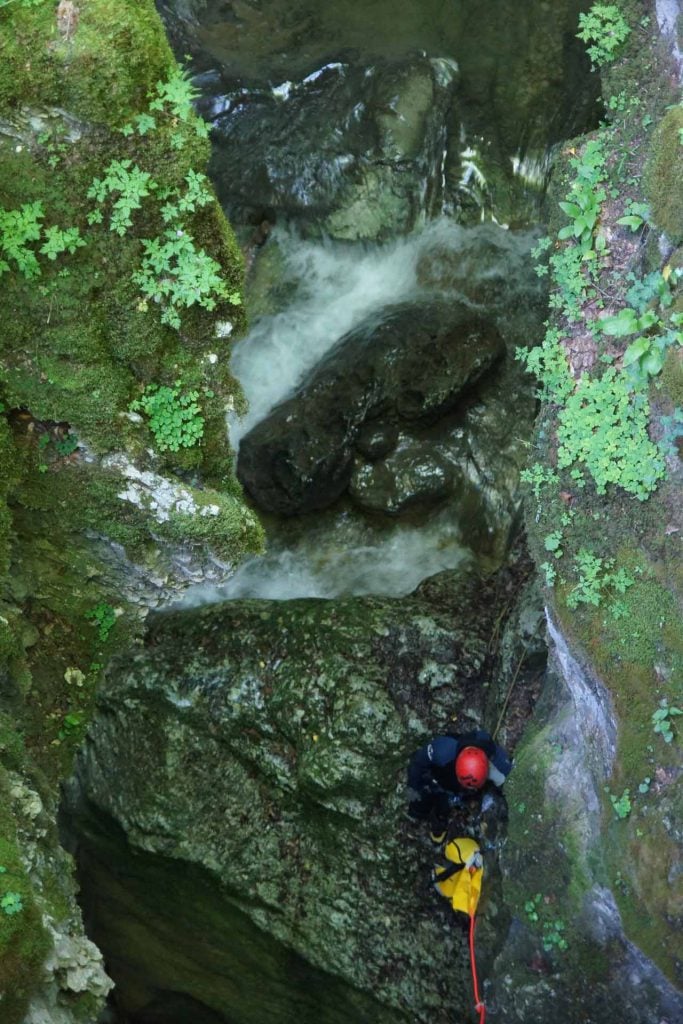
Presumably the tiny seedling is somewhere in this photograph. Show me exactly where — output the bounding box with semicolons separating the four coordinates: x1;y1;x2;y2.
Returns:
607;787;631;819
1;891;23;916
651;700;682;743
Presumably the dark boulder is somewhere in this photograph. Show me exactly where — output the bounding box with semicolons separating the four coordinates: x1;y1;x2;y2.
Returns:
237;301;504;515
206;56;457;239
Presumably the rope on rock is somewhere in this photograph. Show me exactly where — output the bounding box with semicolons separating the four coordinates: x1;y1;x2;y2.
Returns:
433;839;486;1023
468;910;485;1024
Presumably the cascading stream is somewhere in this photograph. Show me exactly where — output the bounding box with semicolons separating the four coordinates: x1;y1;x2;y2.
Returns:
62;4;605;1023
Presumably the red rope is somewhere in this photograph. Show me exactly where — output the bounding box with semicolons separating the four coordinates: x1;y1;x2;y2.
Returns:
468;912;486;1024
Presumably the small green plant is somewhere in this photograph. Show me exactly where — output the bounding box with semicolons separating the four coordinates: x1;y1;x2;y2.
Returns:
520;463;559;501
558;183;605;249
638;776;651;794
120;112;158;137
37;125;70;169
540;561;557;587
0;891;23;915
148;66;210;147
0;201;44;278
132;228;240;329
85;602;117;642
608;787;631;819
622;330;681;384
159;171;214;225
616;199;650;232
54;432;79;457
597;306;660;338
130;382;205;451
557;138;607;254
651;699;682;743
542;918;568;952
58;711;84;741
39;225;86;261
544;530;564;558
516;327;574;403
87;160;158;236
524;893;542;922
566;549;634;609
577;4;631;67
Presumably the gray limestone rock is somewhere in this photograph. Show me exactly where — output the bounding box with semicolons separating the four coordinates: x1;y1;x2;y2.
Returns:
64;566;512;1024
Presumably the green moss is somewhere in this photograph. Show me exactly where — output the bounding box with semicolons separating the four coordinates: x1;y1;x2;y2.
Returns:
162;492;265;563
0;768;52;1024
0;0;173;127
644;105;683;243
660;347;683;408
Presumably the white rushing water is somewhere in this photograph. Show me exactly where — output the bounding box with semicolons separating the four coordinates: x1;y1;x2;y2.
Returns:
228;224;438;446
174;505;475;607
177;218;535;607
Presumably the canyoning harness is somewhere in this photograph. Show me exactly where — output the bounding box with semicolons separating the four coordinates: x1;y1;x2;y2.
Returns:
433;837;486;1024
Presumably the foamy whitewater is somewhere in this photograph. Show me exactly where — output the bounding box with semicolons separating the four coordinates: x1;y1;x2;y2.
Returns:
178;219;526;606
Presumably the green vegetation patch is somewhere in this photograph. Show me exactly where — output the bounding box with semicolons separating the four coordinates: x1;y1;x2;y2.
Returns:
0;766;51;1024
644;104;683;243
0;0;172;127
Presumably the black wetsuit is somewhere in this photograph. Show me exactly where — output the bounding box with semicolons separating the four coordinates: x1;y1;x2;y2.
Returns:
407;729;512;828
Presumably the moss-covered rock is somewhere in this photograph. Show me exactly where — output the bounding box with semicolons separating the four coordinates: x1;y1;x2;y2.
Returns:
64;564;528;1024
645;104;683;243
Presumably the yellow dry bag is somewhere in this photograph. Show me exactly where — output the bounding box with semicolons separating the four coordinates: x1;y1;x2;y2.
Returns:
433;836;483;917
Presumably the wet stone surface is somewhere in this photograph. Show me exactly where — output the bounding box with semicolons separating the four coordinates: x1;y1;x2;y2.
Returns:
237;300;504;515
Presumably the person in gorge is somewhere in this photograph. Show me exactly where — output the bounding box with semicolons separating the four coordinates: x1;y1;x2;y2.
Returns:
407;728;513;844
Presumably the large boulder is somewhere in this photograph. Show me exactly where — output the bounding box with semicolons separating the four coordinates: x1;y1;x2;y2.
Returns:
204;56;457;239
237;301;504;515
63;566;519;1024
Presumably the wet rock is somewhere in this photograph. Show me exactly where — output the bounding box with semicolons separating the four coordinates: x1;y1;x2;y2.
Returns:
64;564;514;1024
492;613;683;1024
416;223;548;349
349;445;456;515
354;420;400;461
206;56;456;239
237;301;504;515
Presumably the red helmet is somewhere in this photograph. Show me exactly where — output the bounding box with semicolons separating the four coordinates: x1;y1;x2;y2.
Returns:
455;746;489;789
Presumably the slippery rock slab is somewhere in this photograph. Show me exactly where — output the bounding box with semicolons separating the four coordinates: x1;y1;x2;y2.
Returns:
65;566;515;1024
205;56;456;239
237;301;503;515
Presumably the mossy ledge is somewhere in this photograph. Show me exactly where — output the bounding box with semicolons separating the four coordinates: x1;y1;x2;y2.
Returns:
0;1;263;1019
515;0;682;990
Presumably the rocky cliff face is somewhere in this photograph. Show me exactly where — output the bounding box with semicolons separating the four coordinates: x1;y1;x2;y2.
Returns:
63;561;537;1024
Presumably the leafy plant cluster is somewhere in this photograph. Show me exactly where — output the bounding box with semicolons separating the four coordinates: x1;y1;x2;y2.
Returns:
3;66;240;335
87;160;158;237
523;894;568;953
133;229;238;329
0;866;22;917
85;159;237;327
130;382;205;451
521;61;681;515
651;699;682;743
0;201;85;279
577;4;631;67
121;66;211;150
557;369;665;499
85;602;117;643
566;548;633;609
607;787;631;819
